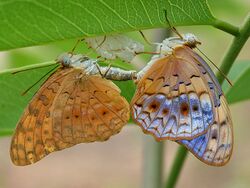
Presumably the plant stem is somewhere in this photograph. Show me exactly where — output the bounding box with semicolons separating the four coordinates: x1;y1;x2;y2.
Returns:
164;13;250;188
213;19;240;37
143;138;164;188
217;14;250;84
0;129;13;136
0;61;56;74
142;29;170;188
165;146;187;188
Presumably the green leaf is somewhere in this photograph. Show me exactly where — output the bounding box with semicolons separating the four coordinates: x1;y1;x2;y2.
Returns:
0;0;215;51
0;62;56;134
224;60;250;104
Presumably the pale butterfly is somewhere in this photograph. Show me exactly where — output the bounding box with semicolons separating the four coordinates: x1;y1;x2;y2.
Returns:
85;34;144;62
10;53;136;166
131;33;233;166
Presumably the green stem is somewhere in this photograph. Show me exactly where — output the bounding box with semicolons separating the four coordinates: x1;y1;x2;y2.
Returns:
142;29;170;188
217;14;250;83
213;19;240;36
165;146;187;188
0;129;13;136
165;13;250;188
143;138;164;188
0;61;56;74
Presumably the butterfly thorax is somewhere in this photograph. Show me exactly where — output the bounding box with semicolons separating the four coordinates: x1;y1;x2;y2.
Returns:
156;33;201;56
57;53;136;81
57;53;101;75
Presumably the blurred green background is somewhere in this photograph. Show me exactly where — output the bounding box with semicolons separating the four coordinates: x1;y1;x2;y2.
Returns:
0;0;250;188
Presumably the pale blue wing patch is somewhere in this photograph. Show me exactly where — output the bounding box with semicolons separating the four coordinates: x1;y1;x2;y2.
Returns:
178;96;233;166
133;91;214;140
132;46;229;142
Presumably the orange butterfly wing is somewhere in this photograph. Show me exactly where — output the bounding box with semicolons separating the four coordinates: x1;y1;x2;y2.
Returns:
10;68;129;166
131;46;224;141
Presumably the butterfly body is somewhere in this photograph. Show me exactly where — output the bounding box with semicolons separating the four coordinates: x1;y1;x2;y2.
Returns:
131;33;233;166
11;53;134;166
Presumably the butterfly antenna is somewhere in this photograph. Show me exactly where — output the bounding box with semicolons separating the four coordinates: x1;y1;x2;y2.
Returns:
12;63;57;74
21;65;59;96
139;30;154;45
196;47;233;86
163;9;183;39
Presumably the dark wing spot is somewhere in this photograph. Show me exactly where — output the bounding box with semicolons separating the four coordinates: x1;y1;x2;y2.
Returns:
180;103;189;116
102;111;108;116
26;136;32;142
192;105;199;111
162;108;169;115
221;120;227;126
135;103;143;107
149;101;160;112
211;130;218;139
190;75;200;78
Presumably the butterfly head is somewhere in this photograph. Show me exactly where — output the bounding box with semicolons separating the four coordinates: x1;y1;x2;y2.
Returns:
57;53;90;68
182;33;201;48
158;33;201;55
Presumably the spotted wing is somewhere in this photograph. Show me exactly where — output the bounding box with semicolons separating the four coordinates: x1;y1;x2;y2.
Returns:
178;96;233;166
131;46;223;141
10;68;129;166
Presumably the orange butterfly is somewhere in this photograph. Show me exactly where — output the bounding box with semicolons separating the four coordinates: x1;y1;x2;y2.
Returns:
10;53;135;166
131;33;233;166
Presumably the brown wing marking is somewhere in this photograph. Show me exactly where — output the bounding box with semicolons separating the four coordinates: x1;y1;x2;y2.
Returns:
178;96;233;166
50;74;130;148
11;67;130;166
131;46;222;140
10;68;74;165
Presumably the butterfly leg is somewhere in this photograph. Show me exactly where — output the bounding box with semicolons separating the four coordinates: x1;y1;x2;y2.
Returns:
102;64;112;78
95;35;107;50
93;62;105;77
94;62;112;78
135;51;160;55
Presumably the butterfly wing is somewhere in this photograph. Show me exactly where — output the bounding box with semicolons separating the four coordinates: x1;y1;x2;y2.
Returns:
10;68;129;166
10;68;72;166
131;46;223;141
177;95;233;166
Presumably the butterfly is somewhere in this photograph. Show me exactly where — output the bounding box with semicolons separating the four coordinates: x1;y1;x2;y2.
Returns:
131;33;233;166
10;53;136;166
85;34;144;62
